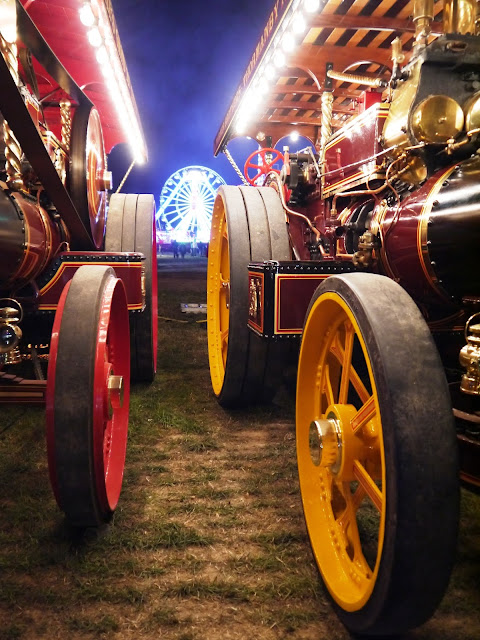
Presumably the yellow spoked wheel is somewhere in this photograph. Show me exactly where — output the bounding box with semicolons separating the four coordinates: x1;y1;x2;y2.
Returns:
208;190;232;397
207;186;290;407
297;273;459;636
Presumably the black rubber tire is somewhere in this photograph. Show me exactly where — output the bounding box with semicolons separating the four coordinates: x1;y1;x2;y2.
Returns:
48;265;130;527
105;193;158;383
208;185;290;408
297;273;459;636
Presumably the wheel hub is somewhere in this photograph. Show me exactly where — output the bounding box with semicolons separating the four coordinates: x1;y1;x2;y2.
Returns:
221;280;230;309
309;415;342;473
107;373;124;419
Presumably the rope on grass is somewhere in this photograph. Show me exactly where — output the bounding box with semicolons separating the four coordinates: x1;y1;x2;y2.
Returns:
158;315;206;324
158;315;189;323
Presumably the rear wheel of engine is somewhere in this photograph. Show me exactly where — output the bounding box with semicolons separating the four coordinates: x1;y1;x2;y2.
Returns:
296;273;459;636
207;185;290;408
46;265;130;527
69;104;108;249
105;193;158;382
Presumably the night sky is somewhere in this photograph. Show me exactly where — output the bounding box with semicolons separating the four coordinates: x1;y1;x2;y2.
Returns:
109;0;274;201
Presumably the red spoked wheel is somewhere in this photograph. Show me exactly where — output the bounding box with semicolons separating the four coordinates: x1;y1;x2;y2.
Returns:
46;265;130;527
244;148;284;186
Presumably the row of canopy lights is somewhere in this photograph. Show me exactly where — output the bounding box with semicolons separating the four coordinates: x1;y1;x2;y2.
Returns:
235;0;320;135
79;1;147;164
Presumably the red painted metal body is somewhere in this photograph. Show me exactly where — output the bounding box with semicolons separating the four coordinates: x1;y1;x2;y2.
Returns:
323;103;388;197
0;0;148;402
37;253;145;311
220;12;480;490
18;0;140;156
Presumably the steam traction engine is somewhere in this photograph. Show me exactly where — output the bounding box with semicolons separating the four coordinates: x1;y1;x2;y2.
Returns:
208;0;480;635
0;1;157;527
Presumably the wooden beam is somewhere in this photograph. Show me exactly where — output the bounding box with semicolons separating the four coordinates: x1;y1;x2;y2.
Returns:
227;122;319;148
272;87;360;100
268;100;322;110
289;43;397;77
310;14;443;35
268;100;356;112
259;107;354;126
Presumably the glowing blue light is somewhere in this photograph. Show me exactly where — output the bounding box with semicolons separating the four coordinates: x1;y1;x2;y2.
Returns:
157;165;226;243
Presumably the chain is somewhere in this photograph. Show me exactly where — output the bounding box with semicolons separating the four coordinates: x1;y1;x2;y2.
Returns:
115;159;135;193
223;147;249;186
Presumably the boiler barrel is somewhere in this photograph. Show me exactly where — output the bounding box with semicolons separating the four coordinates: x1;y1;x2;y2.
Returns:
380;156;480;311
0;188;64;290
428;157;480;302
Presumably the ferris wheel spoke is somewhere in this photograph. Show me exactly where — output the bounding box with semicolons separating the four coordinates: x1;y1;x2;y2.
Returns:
175;214;195;236
175;204;191;218
197;207;212;231
167;212;184;226
160;174;189;210
202;180;220;200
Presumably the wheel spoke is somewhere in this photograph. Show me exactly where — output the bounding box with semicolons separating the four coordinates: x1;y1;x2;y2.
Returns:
336;483;361;529
339;321;354;404
220;328;228;347
353;460;383;512
350;395;376;433
335;483;373;577
329;332;370;404
323;362;336;407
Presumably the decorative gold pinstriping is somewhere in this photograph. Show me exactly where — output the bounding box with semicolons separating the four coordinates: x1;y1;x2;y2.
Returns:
416;166;456;303
274;273;329;334
38;261;144;311
376;199;399;281
323;105;389;196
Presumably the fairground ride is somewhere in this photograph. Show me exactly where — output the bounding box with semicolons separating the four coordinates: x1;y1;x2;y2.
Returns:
158;165;226;243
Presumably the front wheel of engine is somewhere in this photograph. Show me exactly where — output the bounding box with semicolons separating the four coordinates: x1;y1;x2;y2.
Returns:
296;273;459;636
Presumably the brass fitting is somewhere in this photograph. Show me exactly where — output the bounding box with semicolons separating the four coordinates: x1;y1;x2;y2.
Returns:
444;0;476;34
413;0;434;45
353;230;376;268
107;374;124;419
326;69;387;89
460;315;480;394
0;305;22;364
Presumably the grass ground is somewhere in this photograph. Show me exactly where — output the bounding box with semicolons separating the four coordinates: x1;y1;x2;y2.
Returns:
0;255;479;639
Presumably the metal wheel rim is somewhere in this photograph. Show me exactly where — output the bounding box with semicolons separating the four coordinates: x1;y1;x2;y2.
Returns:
92;277;130;511
207;196;230;395
46;274;130;516
296;291;386;611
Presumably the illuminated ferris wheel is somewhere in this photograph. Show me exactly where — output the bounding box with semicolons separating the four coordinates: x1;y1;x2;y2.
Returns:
158;166;226;243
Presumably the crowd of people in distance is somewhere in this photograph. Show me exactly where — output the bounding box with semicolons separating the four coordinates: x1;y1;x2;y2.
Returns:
169;239;208;258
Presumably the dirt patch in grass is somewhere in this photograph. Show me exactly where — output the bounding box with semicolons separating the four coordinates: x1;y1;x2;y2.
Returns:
0;256;479;640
